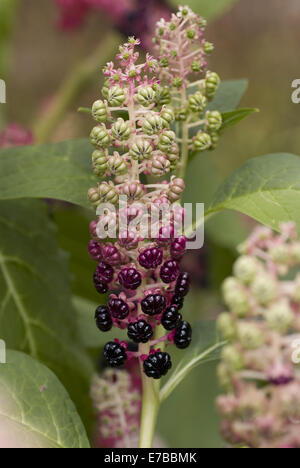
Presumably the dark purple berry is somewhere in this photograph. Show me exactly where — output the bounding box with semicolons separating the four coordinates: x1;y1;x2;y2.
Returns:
175;272;191;297
171;236;187;260
160;259;180;284
95;306;112;332
96;261;114;284
138;247;163;270
118;267;142;290
88;240;102;261
108;298;129;320
102;243;121;266
143;351;172;379
161;306;182;331
141;294;166;316
127;320;153;343
104;342;127;367
172;294;184;310
93;271;109;294
174;321;192;349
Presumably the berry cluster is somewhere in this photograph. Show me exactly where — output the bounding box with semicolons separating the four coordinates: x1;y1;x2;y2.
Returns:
154;5;223;154
87;34;193;380
217;223;300;448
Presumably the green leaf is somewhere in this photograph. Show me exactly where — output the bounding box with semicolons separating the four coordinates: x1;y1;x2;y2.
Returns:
160;321;225;402
207;79;248;113
168;0;239;20
0;350;90;448
0;0;19;77
0;139;96;209
221;108;259;131
206;153;300;233
0;199;93;425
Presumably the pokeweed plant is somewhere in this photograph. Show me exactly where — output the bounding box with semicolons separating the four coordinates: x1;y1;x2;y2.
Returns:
86;6;244;448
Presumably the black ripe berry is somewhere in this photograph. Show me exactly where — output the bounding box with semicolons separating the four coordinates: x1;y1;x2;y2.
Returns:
93;272;109;294
141;294;166;316
171;294;184;311
127;320;153;344
104;342;127;368
175;272;191;297
161;306;182;331
95;306;112;332
143;351;172;379
174;321;192;349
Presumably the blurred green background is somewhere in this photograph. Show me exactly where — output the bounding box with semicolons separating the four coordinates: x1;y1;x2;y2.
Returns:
1;0;299;448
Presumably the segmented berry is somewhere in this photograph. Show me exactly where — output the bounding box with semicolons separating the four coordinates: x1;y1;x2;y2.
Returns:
161;306;182;331
108;298;130;320
93;271;109;294
101;242;121;266
171;236;187;260
88;240;102;261
96;261;114;284
95;306;112;332
160;259;180;284
141;294;166;316
172;294;184;310
127;320;153;343
104;342;127;367
174;321;192;349
143;351;172;379
138;247;163;270
118;267;142;290
175;272;191;297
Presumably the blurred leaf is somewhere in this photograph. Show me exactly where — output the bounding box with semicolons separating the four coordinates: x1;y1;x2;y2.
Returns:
168;0;239;20
0;199;93;426
53;208;100;301
206;153;300;233
207;79;248;113
74;296;123;349
0;350;90;448
205;211;249;250
0;0;19;77
160;321;225;402
221;108;259;131
0;139;95;209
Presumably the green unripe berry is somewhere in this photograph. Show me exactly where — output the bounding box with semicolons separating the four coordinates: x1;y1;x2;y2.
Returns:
90;125;111;148
206;110;223;131
209;131;219;150
161;107;175;127
204;41;214;54
251;273;277;305
142;115;164;135
222;277;250;318
154;86;171;106
217;313;237;340
108;154;128;176
189;91;207;113
129;138;152;161
160;58;169;68
265;301;293;333
233;255;259;285
107;86;126;107
194;132;212;152
92;150;108;177
187;29;196;39
198;17;207;28
205;71;220;99
237;323;264;349
217;363;232;389
158;130;176;153
270;244;291;265
98;181;119;205
170;22;176;31
111;118;131;141
102;79;110;99
221;345;244;371
88;187;101;206
175;107;189;121
92;100;108;123
172;77;183;89
191;61;202;72
151;155;171;177
136;86;156;107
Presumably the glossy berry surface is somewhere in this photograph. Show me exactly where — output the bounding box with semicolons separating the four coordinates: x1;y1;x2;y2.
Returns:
118;267;142;290
101;243;121;266
160;260;180;284
88;240;102;261
108;298;130;320
143;351;172;379
95;306;112;332
127;319;153;343
96;261;114;284
172;294;184;311
174;321;192;349
138;247;163;270
104;342;127;368
161;306;182;331
141;294;166;316
93;272;109;294
175;272;191;297
171;236;187;260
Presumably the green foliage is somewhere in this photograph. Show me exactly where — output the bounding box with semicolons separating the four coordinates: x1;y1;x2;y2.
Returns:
160;321;225;402
206;153;300;233
0;199;93;425
0;0;19;77
168;0;239;20
221;108;259;131
0;350;90;448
